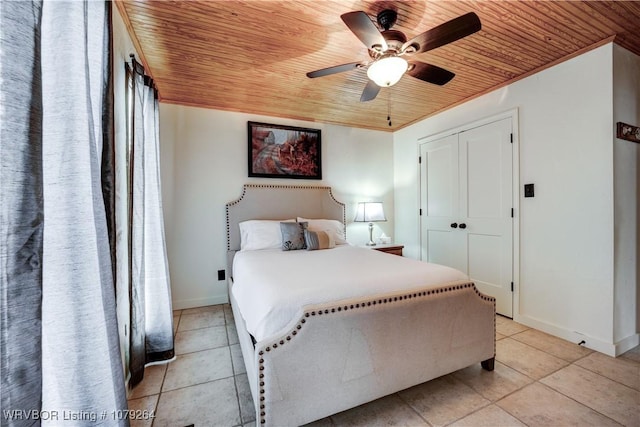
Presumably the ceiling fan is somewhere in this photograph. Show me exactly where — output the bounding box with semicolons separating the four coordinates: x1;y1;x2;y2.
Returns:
306;9;481;102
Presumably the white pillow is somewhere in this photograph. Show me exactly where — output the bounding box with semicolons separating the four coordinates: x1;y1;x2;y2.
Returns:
297;217;347;244
239;219;294;251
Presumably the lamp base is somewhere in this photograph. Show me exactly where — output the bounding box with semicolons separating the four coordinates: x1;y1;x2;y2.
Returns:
366;222;376;246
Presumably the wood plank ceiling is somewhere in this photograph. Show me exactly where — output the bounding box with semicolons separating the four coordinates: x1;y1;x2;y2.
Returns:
116;1;640;132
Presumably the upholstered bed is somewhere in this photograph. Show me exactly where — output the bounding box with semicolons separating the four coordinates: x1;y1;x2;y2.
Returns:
226;184;495;426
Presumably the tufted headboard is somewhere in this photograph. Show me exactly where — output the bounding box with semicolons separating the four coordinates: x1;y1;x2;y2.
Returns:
225;184;346;274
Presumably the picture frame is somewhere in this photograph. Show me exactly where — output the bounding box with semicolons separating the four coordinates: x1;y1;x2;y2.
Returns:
248;121;322;179
616;122;640;144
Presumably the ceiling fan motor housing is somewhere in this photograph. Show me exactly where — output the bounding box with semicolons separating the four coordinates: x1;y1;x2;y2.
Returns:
370;29;406;58
383;30;406;49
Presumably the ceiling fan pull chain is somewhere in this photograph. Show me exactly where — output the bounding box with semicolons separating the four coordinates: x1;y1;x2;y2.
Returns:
387;88;392;127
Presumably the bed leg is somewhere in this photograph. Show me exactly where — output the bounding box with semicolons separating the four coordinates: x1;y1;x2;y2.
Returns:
481;357;495;371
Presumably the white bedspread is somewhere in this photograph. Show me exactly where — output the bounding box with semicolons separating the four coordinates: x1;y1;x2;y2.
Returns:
232;245;468;341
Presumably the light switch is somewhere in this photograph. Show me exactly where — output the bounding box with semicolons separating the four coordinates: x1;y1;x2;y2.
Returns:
524;184;534;198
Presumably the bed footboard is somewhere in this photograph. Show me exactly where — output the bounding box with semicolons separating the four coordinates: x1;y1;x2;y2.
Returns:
253;281;495;426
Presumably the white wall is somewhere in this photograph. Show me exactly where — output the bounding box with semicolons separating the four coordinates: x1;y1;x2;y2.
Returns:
160;105;394;309
612;44;640;348
394;44;620;354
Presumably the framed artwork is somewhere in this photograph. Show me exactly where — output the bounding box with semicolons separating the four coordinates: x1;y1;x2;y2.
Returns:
616;122;640;144
248;121;322;179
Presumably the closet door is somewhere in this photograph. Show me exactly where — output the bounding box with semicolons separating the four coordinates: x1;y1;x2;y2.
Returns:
419;134;466;272
420;118;513;317
460;118;513;317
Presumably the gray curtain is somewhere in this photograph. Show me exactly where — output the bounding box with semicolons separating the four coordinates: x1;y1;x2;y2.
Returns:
1;1;127;426
128;60;174;388
1;1;44;422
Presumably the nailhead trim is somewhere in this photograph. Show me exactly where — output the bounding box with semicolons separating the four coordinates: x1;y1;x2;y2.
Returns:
226;184;346;250
256;281;495;425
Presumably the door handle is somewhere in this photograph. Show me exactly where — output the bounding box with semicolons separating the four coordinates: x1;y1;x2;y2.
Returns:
450;223;458;228
459;223;467;229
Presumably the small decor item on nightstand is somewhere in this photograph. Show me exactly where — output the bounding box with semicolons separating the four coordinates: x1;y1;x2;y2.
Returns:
378;233;391;244
354;202;386;246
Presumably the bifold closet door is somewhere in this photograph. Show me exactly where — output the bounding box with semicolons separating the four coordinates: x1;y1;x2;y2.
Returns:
420;118;513;317
419;134;466;273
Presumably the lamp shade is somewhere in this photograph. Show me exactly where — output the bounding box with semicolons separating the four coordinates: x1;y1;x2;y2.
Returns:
366;56;408;87
354;202;386;223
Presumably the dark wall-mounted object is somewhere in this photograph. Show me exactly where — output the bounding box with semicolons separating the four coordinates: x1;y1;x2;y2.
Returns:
248;121;322;179
524;184;534;198
616;122;640;143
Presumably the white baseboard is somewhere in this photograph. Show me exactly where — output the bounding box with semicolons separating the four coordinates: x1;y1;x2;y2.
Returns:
615;333;640;356
172;294;229;310
515;314;617;356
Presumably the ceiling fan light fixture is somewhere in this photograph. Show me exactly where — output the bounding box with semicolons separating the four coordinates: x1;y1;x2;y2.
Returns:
367;56;408;87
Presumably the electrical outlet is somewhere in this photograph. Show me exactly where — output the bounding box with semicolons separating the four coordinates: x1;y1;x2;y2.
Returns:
217;270;225;281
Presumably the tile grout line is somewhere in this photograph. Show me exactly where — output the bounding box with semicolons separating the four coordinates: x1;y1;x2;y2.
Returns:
472;322;580;426
155;373;238;395
442;400;495;427
394;390;434;426
568;354;640;391
508;333;595;361
539;362;640;416
529;380;623;427
176;314;227;333
504;333;640;392
173;338;230;357
494;330;633;427
148;311;181;427
496;336;573;379
225;305;246;426
444;362;532;427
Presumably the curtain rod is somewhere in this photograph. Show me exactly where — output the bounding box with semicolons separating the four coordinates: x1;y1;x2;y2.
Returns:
128;54;157;94
129;54;144;76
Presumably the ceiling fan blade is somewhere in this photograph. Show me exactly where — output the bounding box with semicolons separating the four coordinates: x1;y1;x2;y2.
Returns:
406;61;455;86
341;11;388;51
306;62;363;78
360;80;380;102
402;12;481;54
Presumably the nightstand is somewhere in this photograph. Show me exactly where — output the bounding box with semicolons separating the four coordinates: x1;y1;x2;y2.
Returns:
369;244;404;256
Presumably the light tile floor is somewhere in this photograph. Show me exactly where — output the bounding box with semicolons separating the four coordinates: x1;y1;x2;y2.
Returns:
128;305;640;427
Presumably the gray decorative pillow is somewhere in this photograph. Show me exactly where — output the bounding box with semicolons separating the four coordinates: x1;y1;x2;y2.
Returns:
304;229;335;251
280;222;308;251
